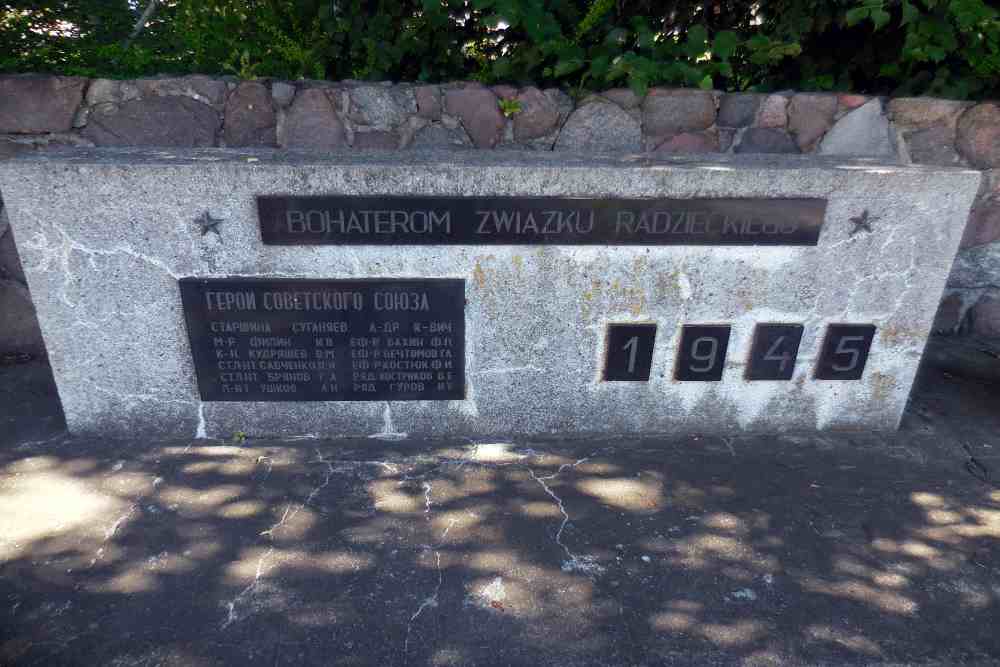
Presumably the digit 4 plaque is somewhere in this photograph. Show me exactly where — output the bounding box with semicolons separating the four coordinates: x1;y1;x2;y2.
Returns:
746;323;804;381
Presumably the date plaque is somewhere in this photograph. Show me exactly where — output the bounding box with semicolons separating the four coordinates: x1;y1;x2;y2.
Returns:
746;324;804;381
815;324;876;380
604;324;657;381
676;325;731;381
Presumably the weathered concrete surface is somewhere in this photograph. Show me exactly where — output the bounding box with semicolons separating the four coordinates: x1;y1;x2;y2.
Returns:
0;149;981;439
0;339;998;666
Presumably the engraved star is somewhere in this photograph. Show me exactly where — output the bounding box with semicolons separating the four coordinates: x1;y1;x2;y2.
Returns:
848;209;878;236
196;210;223;237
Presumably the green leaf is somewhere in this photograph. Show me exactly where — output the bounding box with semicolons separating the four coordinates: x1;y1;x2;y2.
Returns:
712;31;739;60
683;24;709;58
901;1;919;25
633;18;656;50
870;8;891;29
553;58;585;77
604;28;628;47
845;7;870;25
879;62;902;77
628;72;649;97
698;74;714;89
746;34;770;51
589;54;611;77
606;55;630;81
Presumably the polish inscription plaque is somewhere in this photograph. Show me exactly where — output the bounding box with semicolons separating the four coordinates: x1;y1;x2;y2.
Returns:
259;196;826;246
179;278;465;401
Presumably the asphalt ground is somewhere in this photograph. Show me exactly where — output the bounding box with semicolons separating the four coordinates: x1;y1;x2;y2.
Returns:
0;337;998;666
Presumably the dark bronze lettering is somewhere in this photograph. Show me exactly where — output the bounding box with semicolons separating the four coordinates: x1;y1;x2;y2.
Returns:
258;196;826;245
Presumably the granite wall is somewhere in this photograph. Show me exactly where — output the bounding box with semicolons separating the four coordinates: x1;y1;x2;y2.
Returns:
1;73;998;355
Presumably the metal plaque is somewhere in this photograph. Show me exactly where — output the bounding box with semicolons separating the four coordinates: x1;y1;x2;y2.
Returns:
179;278;465;401
675;325;731;381
815;324;876;380
258;196;826;246
746;323;804;381
604;323;657;381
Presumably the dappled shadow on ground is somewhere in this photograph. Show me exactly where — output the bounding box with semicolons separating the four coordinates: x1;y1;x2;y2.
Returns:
1;436;998;665
0;347;999;666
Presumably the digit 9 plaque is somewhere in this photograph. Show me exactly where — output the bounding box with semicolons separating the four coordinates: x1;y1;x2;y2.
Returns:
675;325;731;381
179;278;465;401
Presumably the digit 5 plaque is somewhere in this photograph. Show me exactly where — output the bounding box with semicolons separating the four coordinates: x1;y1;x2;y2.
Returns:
675;325;731;381
815;324;876;380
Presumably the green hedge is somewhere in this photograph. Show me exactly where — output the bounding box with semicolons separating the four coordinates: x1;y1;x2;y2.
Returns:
1;0;998;99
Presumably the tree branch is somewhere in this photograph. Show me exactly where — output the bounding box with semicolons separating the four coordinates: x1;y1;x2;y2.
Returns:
123;0;159;50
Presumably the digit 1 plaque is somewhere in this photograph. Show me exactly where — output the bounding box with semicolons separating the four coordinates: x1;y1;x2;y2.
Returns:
603;323;657;381
675;325;731;381
178;278;465;401
746;323;804;381
815;324;876;380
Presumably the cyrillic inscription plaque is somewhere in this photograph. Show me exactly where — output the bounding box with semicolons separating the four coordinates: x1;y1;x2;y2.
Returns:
179;278;465;401
258;196;826;246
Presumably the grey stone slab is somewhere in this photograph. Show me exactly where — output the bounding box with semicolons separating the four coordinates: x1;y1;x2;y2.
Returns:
347;84;415;129
0;224;26;284
970;289;1000;336
223;82;277;147
270;81;296;108
0;278;44;354
718;93;763;128
904;126;965;167
554;101;641;152
443;85;504;149
512;87;560;142
278;88;346;150
788;94;837;151
83;97;220;147
735;128;799;154
957;103;1000;169
0;149;980;438
818;100;897;158
408;124;471;149
949;241;1000;288
0;75;87;133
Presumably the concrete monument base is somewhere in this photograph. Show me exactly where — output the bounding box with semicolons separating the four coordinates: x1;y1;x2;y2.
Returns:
0;149;980;438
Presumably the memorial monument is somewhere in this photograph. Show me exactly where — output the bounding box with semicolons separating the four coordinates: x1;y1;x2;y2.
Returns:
0;148;980;438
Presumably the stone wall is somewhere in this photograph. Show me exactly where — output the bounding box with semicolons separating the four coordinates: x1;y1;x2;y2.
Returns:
1;73;999;355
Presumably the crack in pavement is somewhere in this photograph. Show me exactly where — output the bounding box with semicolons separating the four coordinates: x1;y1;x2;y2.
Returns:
528;455;606;576
89;476;164;569
223;448;337;629
402;479;446;665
